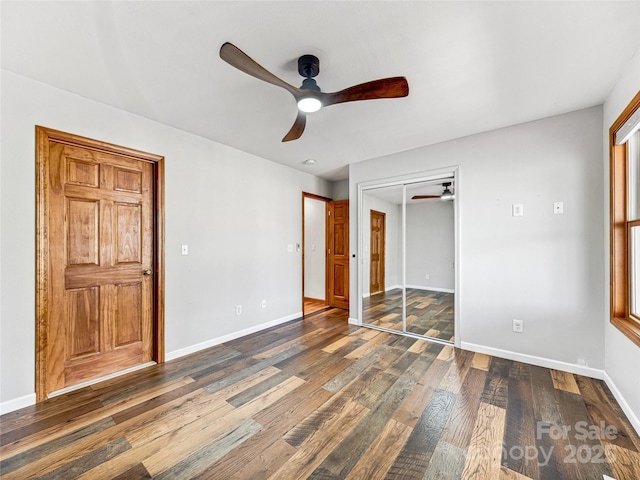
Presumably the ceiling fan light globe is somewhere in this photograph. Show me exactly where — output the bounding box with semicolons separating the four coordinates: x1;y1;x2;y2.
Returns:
440;192;454;201
297;97;322;113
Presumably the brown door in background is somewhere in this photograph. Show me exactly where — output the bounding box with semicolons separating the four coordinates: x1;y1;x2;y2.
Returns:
328;199;349;309
36;127;164;401
370;210;386;295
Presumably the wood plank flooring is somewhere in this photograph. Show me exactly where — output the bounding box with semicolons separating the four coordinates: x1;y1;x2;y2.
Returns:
364;288;455;342
2;308;639;479
304;297;330;315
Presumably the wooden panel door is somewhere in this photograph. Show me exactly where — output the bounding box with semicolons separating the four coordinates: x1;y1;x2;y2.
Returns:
37;127;164;400
370;210;386;295
328;200;349;309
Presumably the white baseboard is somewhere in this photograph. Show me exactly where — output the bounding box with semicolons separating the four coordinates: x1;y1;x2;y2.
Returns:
363;285;401;298
461;342;605;380
166;312;302;361
406;285;455;294
348;317;361;326
604;372;640;437
0;393;37;416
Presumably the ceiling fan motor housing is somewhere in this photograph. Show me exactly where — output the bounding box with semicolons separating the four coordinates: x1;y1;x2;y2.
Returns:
298;54;320;78
301;78;321;91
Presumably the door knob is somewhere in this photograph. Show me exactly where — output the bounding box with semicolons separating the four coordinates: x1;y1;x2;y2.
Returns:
143;269;153;276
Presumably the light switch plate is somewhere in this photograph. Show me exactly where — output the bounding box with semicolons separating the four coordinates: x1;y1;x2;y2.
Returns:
181;245;188;255
512;204;524;217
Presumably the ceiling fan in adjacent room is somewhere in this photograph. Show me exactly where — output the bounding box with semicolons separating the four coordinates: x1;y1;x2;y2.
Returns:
412;182;455;201
219;42;409;142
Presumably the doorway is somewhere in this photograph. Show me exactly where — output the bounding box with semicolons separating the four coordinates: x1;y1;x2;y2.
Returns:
303;194;329;315
302;194;350;315
36;127;165;401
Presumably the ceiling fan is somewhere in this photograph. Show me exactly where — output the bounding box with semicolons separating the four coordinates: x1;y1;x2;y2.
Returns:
412;182;455;201
219;42;409;142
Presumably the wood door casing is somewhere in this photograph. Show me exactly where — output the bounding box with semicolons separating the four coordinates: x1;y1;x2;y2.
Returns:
36;127;165;401
328;199;349;309
370;210;386;295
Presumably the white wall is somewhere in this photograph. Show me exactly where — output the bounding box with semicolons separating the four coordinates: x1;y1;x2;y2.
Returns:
331;179;350;201
304;197;326;300
0;70;331;409
406;201;455;291
602;47;640;428
350;106;605;371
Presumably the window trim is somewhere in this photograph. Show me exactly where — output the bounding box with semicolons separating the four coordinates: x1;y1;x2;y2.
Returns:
610;90;640;347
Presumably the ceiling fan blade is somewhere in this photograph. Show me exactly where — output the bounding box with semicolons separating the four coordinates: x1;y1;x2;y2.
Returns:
220;42;301;97
412;195;440;200
321;76;409;107
282;111;307;142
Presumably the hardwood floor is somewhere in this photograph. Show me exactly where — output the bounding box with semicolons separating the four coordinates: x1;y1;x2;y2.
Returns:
2;308;639;479
364;288;455;342
304;297;330;315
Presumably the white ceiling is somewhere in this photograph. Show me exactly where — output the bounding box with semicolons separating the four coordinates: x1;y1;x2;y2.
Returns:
2;1;640;181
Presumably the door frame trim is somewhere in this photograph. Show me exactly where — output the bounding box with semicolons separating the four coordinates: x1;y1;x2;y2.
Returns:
35;126;165;402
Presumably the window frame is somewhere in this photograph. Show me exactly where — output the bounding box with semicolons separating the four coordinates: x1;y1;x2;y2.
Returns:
610;90;640;347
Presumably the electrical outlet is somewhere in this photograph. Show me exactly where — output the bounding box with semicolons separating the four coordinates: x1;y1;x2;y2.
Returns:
236;305;242;315
513;319;524;333
554;201;564;214
425;274;430;280
261;299;267;308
